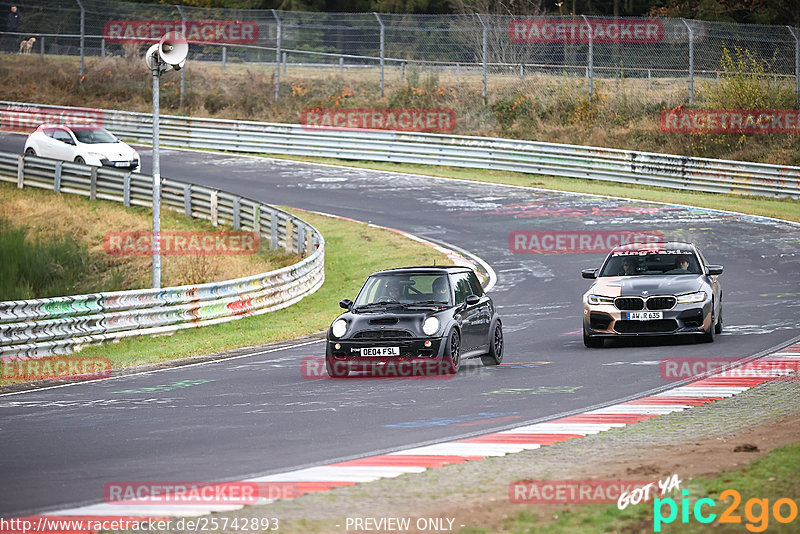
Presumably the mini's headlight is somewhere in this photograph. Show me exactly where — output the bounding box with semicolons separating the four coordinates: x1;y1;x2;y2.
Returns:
587;294;614;305
677;291;707;304
331;319;347;338
422;316;439;336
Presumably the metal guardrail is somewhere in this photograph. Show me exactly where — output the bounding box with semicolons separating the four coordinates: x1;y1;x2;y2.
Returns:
1;101;797;198
0;152;325;358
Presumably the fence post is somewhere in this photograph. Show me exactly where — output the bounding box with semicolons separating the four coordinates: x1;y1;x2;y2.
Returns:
40;35;44;56
476;14;487;105
682;19;694;104
177;6;186;107
339;56;344;73
788;26;800;108
581;15;593;99
222;45;227;71
101;38;105;58
374;12;385;98
282;51;287;74
272;9;281;102
75;0;85;78
648;68;652;90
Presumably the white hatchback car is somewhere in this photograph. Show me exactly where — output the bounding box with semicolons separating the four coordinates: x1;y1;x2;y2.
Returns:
24;124;140;172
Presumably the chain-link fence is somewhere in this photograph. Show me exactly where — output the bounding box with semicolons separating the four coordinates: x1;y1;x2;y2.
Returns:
1;0;798;105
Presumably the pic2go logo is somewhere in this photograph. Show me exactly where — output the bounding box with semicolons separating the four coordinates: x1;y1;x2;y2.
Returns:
653;489;798;532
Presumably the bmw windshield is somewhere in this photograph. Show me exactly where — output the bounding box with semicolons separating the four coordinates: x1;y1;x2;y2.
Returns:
354;274;452;307
599;251;701;277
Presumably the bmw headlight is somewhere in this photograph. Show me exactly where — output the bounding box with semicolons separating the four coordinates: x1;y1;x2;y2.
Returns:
422;316;439;336
587;294;614;305
331;319;347;338
677;291;707;304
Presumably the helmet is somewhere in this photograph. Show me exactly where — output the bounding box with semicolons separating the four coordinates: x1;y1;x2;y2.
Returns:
432;276;449;297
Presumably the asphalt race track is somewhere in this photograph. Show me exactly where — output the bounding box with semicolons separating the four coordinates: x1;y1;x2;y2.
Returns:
1;135;799;517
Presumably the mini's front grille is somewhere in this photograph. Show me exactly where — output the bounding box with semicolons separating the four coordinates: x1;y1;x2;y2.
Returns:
614;319;679;334
615;297;644;311
646;297;676;310
369;317;399;325
353;329;413;340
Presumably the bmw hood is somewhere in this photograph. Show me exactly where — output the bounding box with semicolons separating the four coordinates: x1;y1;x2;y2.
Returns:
589;275;704;297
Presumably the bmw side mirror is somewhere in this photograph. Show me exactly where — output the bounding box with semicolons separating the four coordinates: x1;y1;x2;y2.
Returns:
339;299;353;310
706;265;723;276
582;268;598;279
465;295;480;306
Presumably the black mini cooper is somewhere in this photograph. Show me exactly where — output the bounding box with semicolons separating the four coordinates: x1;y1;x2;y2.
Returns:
325;266;503;377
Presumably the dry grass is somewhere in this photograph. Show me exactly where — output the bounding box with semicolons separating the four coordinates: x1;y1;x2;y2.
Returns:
0;182;297;292
1;54;797;165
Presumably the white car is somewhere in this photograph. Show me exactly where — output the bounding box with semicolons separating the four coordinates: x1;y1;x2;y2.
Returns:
24;124;140;172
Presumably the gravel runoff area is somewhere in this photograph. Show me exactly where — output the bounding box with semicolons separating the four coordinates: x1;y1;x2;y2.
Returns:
136;374;800;534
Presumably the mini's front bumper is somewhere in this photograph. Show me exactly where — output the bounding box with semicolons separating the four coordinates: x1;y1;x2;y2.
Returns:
583;300;713;337
326;336;447;370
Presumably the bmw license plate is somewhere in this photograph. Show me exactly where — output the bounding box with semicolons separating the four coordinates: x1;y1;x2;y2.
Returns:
361;346;399;357
625;311;663;320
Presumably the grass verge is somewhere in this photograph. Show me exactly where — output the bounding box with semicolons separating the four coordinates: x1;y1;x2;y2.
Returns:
1;207;453;382
493;443;800;533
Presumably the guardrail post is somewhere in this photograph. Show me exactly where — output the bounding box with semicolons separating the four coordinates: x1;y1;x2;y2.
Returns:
54;162;63;193
222;45;227;71
282;51;287;74
183;185;192;217
89;167;97;200
682;19;694;104
75;0;85;78
123;172;131;206
233;197;241;229
339;56;344;73
788;27;800;108
177;6;187;107
253;204;261;234
40;35;44;55
581;15;593;98
270;212;278;249
210;190;219;227
272;9;282;102
374;12;385;98
17;154;24;189
648;68;652;90
101;38;105;58
298;223;306;255
476;14;488;105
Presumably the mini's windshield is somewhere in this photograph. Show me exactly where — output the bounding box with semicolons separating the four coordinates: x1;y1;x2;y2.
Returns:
72;128;118;144
599;251;701;277
354;274;452;307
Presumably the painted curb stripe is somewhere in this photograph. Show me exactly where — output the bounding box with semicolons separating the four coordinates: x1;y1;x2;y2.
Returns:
19;342;800;528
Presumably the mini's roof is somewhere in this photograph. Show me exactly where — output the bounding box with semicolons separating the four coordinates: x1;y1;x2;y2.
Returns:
371;265;473;276
610;242;696;253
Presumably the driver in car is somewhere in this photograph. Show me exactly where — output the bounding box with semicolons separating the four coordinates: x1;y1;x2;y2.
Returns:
385;281;403;301
432;276;449;302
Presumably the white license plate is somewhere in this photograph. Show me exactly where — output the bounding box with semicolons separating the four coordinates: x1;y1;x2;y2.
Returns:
625;311;663;320
113;161;130;167
361;346;400;357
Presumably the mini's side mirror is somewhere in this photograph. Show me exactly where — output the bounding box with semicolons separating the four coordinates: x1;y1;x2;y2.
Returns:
582;268;598;279
339;299;353;310
706;265;723;276
465;295;480;306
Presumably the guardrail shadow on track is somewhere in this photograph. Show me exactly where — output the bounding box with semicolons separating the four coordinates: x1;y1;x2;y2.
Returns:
0;151;325;358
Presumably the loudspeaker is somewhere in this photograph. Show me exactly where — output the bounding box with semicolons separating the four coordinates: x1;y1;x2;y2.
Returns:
145;31;188;71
